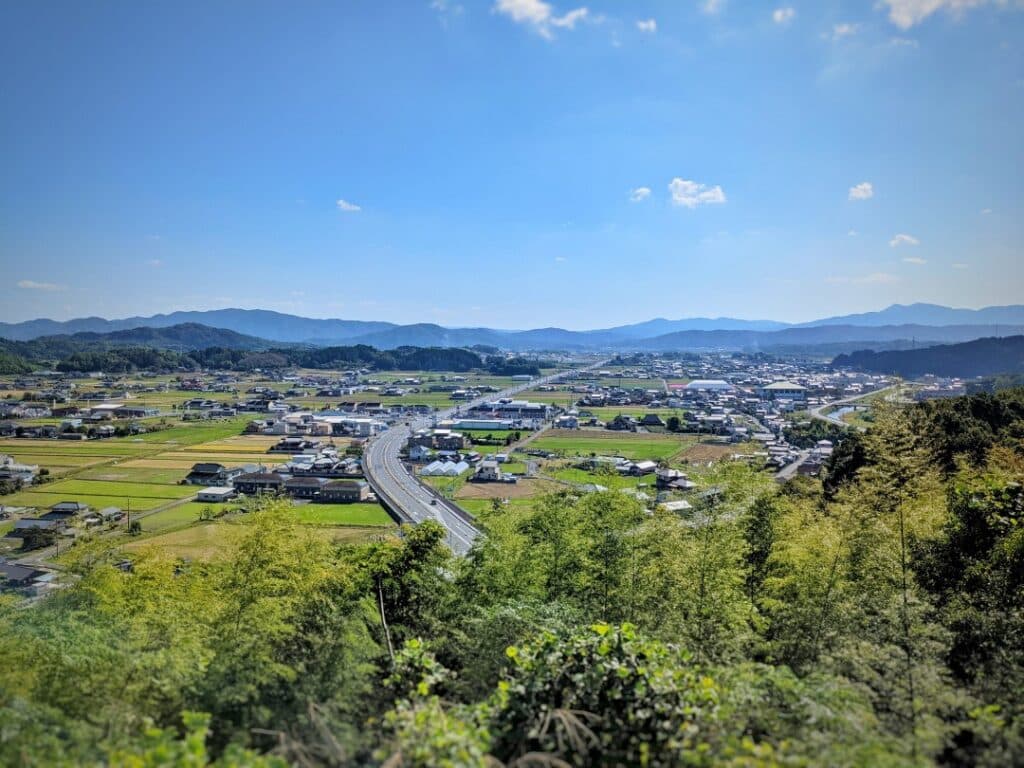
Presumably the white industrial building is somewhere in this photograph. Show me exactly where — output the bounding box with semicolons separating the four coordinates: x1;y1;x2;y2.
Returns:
197;487;237;503
684;379;735;392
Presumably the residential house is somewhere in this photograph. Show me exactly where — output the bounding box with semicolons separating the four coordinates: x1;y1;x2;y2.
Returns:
0;561;49;591
43;501;89;521
474;460;502;482
6;518;62;538
319;479;370;503
656;468;696;492
626;460;658;476
0;454;39;484
232;472;286;495
284;476;330;499
408;444;432;462
268;437;321;453
185;462;243;486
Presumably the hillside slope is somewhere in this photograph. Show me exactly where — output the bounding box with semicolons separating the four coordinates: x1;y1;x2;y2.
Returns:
833;335;1024;378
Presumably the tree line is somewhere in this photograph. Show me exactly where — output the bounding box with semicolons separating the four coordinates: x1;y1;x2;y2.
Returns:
0;335;553;375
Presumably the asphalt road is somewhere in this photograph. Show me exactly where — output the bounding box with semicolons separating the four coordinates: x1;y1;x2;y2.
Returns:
363;363;604;556
809;385;895;429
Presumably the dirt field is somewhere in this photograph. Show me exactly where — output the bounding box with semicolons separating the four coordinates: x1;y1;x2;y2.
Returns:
680;442;736;462
455;478;560;500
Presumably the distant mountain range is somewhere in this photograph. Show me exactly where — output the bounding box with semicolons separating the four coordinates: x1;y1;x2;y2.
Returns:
0;309;392;344
834;336;1024;379
2;303;1023;352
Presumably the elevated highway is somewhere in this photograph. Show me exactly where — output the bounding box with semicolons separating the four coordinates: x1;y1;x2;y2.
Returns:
363;365;601;555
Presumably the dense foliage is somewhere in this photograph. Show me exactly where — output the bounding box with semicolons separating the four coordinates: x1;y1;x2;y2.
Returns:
484;357;543;376
782;418;848;449
5;337;486;374
2;327;487;373
968;372;1024;394
0;349;32;374
55;347;197;373
833;335;1024;378
2;389;1024;765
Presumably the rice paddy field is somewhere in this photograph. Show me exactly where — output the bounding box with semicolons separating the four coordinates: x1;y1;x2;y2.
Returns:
2;367;712;561
530;429;697;461
293;503;393;526
0;387;398;559
581;407;690;421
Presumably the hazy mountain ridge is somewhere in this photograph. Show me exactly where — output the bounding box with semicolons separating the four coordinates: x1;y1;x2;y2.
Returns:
634;323;1024;352
0;309;396;343
2;304;1023;350
800;303;1024;328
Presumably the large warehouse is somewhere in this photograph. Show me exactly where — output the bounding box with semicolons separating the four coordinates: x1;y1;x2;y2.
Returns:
684;379;735;392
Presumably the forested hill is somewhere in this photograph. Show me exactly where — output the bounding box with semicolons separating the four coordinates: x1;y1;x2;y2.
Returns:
0;324;499;373
833;335;1024;378
0;323;276;357
58;323;276;351
0;338;492;373
3;388;1024;765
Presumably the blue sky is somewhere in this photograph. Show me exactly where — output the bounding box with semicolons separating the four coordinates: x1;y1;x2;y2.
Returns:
1;0;1022;329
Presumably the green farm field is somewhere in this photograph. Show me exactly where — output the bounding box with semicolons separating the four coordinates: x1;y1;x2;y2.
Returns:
530;430;696;461
138;503;209;533
78;466;190;484
546;467;650;490
579;407;690;422
33;478;196;500
293;503;394;527
2;491;174;512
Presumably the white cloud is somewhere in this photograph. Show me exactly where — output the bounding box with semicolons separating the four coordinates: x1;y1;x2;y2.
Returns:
890;233;920;247
847;229;858;237
636;18;657;33
336;199;361;212
148;259;163;268
554;255;567;262
848;181;874;200
17;279;65;291
700;0;725;15
952;262;969;269
550;7;588;28
980;207;993;214
772;7;795;24
630;186;652;202
826;272;900;285
830;22;860;40
880;0;991;30
902;255;927;264
669;178;727;209
494;0;589;38
431;0;464;24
